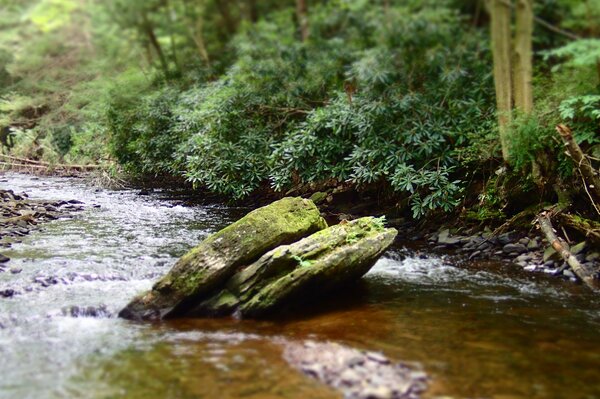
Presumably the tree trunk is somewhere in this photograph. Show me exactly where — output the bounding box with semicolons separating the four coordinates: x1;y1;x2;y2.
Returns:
215;0;236;35
247;0;258;23
383;0;391;28
142;14;169;76
296;0;309;42
488;0;513;161
513;0;533;113
191;22;210;67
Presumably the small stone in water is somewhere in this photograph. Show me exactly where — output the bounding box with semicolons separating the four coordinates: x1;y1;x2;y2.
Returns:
0;289;17;298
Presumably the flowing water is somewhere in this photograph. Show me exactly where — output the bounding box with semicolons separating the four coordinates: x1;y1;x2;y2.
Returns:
0;173;599;399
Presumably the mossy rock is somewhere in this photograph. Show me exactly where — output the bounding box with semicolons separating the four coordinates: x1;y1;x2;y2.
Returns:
191;217;397;318
119;197;327;321
309;191;328;204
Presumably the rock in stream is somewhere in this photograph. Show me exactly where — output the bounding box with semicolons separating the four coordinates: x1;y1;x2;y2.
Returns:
119;197;397;320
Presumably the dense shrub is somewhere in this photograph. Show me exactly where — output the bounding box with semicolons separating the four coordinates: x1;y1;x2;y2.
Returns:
108;2;496;213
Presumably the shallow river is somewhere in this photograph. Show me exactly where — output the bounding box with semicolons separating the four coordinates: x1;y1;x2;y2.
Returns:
0;173;599;399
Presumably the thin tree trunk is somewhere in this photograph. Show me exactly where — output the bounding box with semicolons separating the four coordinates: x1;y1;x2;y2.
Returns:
183;1;210;66
488;0;513;161
142;14;169;75
165;0;181;75
191;21;210;67
513;0;533;113
383;0;391;28
296;0;309;42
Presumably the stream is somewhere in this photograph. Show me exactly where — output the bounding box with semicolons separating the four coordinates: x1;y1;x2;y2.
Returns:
0;173;599;399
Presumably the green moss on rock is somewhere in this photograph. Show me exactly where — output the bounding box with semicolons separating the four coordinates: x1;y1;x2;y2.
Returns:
196;217;397;317
119;197;326;320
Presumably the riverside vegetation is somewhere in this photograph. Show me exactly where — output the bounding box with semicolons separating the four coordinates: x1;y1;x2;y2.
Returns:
1;0;599;288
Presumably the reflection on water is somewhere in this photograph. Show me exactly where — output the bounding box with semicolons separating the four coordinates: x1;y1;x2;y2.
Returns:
0;173;599;399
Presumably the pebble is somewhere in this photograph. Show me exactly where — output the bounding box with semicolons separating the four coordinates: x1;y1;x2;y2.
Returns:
498;232;518;245
563;270;575;278
0;254;9;263
527;238;541;250
0;289;17;298
503;243;528;254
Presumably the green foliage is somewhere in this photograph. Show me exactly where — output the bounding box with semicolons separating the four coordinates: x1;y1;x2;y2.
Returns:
2;0;598;219
105;1;495;215
509;115;551;171
542;39;600;73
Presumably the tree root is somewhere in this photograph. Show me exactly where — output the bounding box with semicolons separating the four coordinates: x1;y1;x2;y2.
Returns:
537;211;598;291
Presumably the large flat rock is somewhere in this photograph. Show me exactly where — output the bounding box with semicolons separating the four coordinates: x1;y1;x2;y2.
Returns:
192;217;397;317
119;197;327;320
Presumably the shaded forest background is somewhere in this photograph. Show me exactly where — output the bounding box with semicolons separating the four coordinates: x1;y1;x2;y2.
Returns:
0;0;599;221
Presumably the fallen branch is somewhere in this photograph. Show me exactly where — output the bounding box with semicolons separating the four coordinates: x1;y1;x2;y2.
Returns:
0;156;100;170
0;154;49;166
558;213;600;246
491;206;539;236
537;211;598;291
0;161;48;170
555;124;600;206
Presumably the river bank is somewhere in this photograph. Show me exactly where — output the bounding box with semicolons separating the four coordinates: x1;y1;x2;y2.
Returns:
3;168;599;291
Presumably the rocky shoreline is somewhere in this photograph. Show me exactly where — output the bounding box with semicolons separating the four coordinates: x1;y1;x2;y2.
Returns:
0;188;86;268
421;227;600;284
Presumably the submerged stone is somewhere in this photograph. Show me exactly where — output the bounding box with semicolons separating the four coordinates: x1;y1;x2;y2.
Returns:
284;341;428;399
119;197;327;321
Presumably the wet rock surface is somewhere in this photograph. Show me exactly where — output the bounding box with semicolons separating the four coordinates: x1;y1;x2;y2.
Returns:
120;198;397;320
119;197;329;320
284;341;427;399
